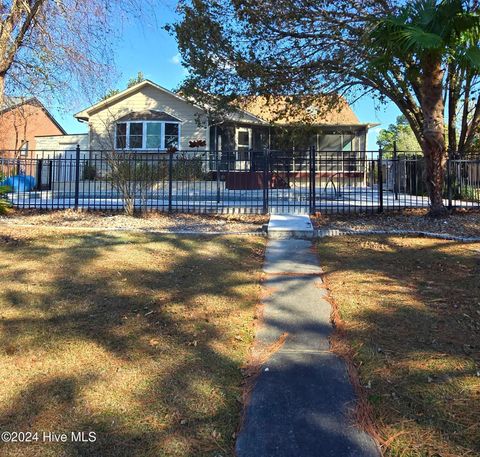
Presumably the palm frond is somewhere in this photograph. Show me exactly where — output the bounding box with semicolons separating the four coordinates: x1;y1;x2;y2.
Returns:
373;17;443;50
396;25;444;50
458;46;480;71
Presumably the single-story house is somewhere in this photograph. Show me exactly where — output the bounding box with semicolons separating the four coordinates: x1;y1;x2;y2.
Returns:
36;80;376;164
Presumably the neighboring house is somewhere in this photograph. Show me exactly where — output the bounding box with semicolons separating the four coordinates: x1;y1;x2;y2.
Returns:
35;133;89;153
0;97;66;157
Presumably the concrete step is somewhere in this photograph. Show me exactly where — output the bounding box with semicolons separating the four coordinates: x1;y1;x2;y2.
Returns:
267;214;314;239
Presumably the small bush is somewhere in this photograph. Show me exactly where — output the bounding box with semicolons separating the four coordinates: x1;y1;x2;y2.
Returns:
172;155;207;180
107;155;167;215
451;184;480;202
0;185;11;215
82;162;97;180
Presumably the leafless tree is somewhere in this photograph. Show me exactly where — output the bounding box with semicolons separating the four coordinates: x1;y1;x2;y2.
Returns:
0;0;149;105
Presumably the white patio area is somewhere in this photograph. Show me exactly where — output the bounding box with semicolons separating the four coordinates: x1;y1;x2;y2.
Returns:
7;186;478;213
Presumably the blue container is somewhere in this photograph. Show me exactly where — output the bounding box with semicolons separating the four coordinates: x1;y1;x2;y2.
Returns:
1;175;36;192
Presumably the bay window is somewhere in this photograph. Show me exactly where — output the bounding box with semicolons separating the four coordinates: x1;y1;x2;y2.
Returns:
115;121;180;150
146;123;162;148
129;122;144;149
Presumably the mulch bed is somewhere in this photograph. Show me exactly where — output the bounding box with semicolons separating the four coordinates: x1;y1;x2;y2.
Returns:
0;209;268;233
312;209;480;238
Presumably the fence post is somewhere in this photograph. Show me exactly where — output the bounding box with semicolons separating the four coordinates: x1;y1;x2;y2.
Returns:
378;148;384;213
309;146;316;214
262;149;269;214
74;144;80;210
168;151;173;212
215;149;220;204
393;141;399;200
36;159;43;191
447;157;452;210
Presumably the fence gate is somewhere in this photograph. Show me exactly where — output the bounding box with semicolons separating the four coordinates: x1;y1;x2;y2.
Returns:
265;149;377;214
266;150;314;214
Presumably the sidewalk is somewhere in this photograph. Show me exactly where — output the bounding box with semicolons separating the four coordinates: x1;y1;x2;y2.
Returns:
236;234;380;456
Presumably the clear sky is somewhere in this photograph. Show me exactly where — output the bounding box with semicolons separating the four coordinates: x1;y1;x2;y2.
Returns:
54;2;401;151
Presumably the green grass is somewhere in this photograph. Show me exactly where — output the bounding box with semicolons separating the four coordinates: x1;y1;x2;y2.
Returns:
0;226;264;457
319;236;480;457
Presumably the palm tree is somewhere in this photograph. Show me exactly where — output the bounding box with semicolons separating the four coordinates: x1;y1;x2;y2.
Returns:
371;0;480;216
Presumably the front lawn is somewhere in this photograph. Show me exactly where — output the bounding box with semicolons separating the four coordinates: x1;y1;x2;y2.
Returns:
318;236;480;457
0;227;264;457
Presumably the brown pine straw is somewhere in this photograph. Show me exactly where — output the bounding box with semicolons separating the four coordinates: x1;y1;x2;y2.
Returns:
240;331;289;404
234;328;288;456
321;271;388;454
236;271;290;435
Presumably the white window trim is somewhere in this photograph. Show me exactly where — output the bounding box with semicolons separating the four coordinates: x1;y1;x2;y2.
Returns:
235;127;252;150
115;120;181;151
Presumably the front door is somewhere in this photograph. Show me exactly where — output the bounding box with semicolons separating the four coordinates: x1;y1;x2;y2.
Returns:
236;127;252;170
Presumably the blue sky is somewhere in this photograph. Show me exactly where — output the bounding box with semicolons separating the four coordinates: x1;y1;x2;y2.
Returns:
54;3;401;151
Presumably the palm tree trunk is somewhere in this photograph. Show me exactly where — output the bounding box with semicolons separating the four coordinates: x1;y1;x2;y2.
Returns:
0;73;5;103
447;64;459;156
421;55;447;216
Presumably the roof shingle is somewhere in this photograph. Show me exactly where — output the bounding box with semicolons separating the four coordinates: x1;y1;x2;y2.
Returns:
237;95;361;126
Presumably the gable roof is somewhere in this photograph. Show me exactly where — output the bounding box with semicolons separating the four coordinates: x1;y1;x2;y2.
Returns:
236;95;364;126
74;80;206;121
74;79;373;129
74;79;266;125
0;96;67;134
116;110;182;123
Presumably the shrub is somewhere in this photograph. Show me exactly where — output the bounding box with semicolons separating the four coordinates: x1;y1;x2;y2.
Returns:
451;184;480;202
172;155;207;180
106;153;166;215
0;185;11;215
82;162;97;180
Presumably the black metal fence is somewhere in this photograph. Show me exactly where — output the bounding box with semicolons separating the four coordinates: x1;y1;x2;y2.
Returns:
1;147;479;214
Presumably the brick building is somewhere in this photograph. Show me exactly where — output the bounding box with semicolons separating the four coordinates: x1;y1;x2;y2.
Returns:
0;97;66;158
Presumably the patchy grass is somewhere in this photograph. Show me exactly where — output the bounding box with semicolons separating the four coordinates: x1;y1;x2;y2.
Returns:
0;226;264;457
318;236;480;457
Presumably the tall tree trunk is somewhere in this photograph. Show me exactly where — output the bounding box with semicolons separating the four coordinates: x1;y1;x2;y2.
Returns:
421;55;447;216
447;64;459;157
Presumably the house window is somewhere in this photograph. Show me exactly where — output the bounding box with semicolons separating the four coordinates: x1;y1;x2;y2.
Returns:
115;121;181;150
116;123;127;149
146;123;162;148
129;122;143;149
164;123;179;149
318;134;342;151
342;134;355;152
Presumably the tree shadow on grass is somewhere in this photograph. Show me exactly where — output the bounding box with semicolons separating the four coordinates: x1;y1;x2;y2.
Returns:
0;229;264;456
318;235;480;455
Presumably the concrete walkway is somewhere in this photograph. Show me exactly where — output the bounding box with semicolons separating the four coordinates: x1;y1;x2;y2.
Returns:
267;214;314;239
236;233;380;456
